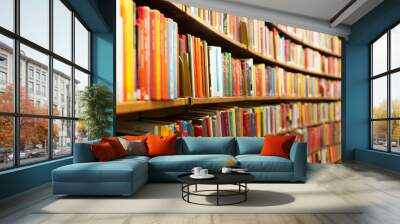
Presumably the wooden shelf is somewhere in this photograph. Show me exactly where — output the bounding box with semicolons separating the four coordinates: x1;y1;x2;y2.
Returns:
270;23;342;58
117;96;341;114
191;96;341;105
247;48;341;80
116;98;189;115
135;0;341;80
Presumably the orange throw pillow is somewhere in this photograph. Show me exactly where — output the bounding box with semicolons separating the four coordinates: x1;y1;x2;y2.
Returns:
260;135;296;159
91;142;117;162
146;135;178;157
101;137;126;158
124;135;148;141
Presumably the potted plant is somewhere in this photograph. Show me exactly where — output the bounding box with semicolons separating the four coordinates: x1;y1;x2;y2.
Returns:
79;84;113;140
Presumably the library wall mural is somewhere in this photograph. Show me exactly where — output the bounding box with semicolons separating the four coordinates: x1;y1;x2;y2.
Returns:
116;0;342;163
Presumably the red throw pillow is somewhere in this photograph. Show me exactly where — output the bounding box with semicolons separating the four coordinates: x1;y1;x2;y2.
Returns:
146;135;177;157
91;142;117;162
124;135;148;141
101;137;126;158
260;135;296;159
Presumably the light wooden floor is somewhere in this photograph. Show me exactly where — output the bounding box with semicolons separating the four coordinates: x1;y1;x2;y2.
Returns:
1;162;400;224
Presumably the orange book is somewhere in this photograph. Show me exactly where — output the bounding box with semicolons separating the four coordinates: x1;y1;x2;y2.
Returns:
137;7;150;100
149;10;160;100
198;40;204;97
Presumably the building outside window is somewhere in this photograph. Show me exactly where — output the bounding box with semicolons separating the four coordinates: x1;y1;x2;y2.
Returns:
0;0;91;170
371;23;400;153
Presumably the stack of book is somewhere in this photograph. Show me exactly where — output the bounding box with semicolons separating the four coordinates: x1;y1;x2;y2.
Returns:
277;24;342;56
274;30;341;77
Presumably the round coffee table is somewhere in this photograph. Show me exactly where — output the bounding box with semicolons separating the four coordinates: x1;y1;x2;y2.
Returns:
177;173;255;206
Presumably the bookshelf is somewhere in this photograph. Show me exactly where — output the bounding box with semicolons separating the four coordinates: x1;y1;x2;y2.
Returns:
134;0;342;80
117;0;343;163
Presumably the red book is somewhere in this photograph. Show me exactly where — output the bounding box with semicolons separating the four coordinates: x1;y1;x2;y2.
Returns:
193;125;203;137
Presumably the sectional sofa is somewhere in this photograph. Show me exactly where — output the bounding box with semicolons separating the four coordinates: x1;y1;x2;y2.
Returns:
52;137;307;196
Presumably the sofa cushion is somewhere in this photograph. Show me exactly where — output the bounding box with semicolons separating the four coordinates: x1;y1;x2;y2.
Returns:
236;155;293;172
91;142;118;161
53;158;147;183
118;137;147;156
180;137;236;155
149;154;235;172
260;135;296;159
236;137;264;155
147;135;178;157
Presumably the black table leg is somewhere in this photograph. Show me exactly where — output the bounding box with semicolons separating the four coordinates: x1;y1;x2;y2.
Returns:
195;184;198;192
216;184;219;206
245;183;247;201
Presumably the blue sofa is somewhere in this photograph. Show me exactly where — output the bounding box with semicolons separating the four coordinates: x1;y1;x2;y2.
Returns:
52;137;307;196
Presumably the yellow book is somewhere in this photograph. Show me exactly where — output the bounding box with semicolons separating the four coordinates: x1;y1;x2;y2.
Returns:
255;108;261;137
262;108;267;136
121;0;135;100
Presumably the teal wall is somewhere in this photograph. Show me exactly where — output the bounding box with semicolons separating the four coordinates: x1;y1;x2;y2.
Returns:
0;0;115;200
92;32;115;135
344;0;400;171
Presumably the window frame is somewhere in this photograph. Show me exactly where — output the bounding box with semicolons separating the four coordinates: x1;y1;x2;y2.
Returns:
370;21;400;154
0;0;91;171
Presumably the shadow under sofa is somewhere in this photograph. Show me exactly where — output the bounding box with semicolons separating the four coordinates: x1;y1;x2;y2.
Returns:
52;137;307;196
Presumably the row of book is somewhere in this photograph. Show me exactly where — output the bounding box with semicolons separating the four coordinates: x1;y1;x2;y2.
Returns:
277;24;342;56
274;31;342;77
304;122;341;154
177;33;341;98
308;144;341;163
181;4;342;77
117;3;180;101
117;102;340;138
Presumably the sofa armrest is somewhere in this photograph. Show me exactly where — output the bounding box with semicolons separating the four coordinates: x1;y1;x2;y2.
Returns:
73;140;100;163
289;142;307;181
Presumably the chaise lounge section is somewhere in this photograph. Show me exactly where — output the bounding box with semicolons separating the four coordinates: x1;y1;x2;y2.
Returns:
52;137;307;196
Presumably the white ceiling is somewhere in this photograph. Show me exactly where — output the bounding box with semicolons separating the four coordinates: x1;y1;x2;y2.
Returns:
225;0;352;22
172;0;384;37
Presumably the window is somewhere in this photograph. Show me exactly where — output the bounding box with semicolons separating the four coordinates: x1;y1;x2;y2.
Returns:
75;18;90;70
20;0;49;48
371;23;400;153
0;71;7;84
53;0;72;60
28;81;34;94
28;67;34;80
0;0;14;31
0;34;14;113
0;0;91;170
